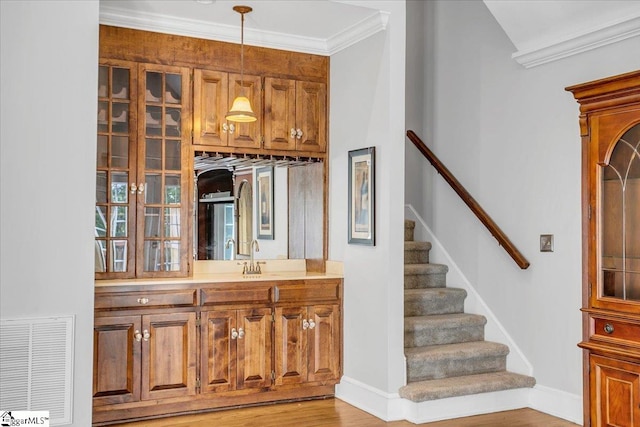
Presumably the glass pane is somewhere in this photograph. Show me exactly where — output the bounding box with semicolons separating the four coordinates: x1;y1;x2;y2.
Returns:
112;103;128;134
143;240;161;272
144;207;162;238
165;140;181;170
146;138;162;170
146;106;162;136
145;174;162;204
165;174;181;204
111;136;129;168
97;136;108;168
98;101;108;133
110;206;128;237
146;71;162;102
165;108;181;137
165;73;182;104
95;240;107;273
601;124;640;301
164;208;181;238
98;66;108;98
164;241;180;271
112;68;129;99
95;206;107;237
111;171;128;203
110;240;127;272
96;171;107;203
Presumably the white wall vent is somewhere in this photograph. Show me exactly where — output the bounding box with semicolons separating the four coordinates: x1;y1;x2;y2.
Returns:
0;316;74;425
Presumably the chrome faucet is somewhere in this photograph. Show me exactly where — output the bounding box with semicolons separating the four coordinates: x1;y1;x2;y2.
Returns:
243;239;263;274
225;238;236;260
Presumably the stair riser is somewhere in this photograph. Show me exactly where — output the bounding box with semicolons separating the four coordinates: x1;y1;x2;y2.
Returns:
406;356;507;382
404;273;446;289
404;249;430;264
405;298;465;316
405;227;414;242
405;326;485;347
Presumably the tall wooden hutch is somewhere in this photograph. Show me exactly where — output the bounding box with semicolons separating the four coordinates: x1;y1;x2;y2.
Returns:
567;71;640;427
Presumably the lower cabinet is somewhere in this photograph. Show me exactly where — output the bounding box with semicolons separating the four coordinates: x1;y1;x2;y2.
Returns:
92;278;342;425
590;354;640;427
93;312;197;406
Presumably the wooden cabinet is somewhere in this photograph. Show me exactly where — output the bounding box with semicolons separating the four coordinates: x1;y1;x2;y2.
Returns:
274;304;340;386
96;61;191;279
264;78;326;153
193;69;262;149
567;70;640;427
93;312;197;406
93;278;342;425
201;308;272;393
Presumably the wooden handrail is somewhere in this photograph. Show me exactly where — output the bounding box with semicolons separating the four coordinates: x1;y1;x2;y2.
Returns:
407;130;530;270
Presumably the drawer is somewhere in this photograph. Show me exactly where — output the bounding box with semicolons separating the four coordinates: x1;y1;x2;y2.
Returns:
95;289;197;310
276;280;341;303
200;284;273;306
591;315;640;348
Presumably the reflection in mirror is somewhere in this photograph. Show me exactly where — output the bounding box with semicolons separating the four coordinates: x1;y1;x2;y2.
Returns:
196;169;234;260
235;171;253;257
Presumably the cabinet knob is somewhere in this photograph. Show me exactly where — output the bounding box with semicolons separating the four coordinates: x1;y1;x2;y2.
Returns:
231;328;238;339
238;328;245;339
137;297;149;305
142;329;150;341
223;123;235;134
134;330;142;342
137;183;145;195
302;319;309;330
130;183;138;194
604;323;614;334
308;320;316;330
296;129;303;140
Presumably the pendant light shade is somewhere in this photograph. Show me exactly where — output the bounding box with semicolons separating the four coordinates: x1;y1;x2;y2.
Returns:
226;5;257;123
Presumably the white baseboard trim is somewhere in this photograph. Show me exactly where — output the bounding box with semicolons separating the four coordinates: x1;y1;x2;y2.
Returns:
335;375;582;424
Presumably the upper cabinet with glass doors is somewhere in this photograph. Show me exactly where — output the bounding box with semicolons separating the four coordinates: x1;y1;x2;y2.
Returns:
96;61;191;279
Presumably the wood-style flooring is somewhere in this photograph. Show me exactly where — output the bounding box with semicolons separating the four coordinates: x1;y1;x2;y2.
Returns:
110;398;580;427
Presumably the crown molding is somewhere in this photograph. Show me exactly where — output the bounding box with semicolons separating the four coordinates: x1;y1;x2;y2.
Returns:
99;4;388;56
513;15;640;68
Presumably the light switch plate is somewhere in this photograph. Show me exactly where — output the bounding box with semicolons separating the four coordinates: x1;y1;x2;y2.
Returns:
540;234;554;252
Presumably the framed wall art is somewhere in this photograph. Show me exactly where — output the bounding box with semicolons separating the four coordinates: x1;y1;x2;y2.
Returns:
256;166;274;240
348;147;375;245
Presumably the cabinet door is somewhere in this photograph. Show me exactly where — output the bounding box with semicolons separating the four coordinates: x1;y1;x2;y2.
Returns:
93;315;141;405
591;354;640;427
96;61;138;279
228;73;262;149
295;81;326;153
193;69;229;146
237;308;273;389
137;63;191;277
307;304;340;383
264;77;296;151
201;309;237;394
141;312;197;400
274;307;307;386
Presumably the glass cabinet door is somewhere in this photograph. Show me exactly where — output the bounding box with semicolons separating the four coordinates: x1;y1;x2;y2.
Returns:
137;64;190;275
600;123;640;302
96;61;136;278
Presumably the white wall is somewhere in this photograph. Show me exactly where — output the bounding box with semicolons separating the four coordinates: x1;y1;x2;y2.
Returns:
330;0;406;418
406;0;640;401
0;1;99;425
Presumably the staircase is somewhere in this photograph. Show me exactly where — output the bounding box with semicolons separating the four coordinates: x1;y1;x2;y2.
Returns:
399;220;535;402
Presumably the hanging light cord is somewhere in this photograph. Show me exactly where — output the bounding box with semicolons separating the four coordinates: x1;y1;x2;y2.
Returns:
240;10;245;95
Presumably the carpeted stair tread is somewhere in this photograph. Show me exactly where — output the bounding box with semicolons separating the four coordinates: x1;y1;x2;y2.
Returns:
404;241;431;264
405;288;466;315
404;263;448;275
405;220;416;241
405;241;432;251
405;341;509;362
405;313;486;347
404;263;449;289
399;371;536;402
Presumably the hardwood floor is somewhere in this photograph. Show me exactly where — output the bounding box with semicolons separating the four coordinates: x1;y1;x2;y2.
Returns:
110;398;580;427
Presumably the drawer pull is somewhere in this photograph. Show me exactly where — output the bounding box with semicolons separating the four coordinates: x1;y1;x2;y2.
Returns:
604;323;614;334
137;297;149;305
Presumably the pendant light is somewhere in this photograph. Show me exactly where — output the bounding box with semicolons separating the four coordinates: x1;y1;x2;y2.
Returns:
225;5;257;123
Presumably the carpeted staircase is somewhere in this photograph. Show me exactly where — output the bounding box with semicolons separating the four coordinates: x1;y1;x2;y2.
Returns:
399;220;535;402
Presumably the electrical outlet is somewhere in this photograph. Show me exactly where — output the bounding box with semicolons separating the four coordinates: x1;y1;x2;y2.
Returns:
540;234;554;252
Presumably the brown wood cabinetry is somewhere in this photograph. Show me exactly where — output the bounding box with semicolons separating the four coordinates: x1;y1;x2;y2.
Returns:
193;69;262;149
92;278;342;425
264;78;327;152
567;70;640;427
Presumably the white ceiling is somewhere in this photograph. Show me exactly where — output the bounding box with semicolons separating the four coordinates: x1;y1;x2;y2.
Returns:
99;0;640;67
